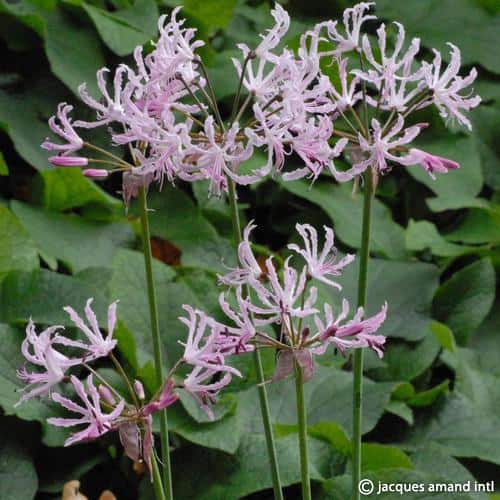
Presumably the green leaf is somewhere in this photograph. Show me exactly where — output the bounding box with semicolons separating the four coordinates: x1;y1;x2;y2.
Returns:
168;402;242;454
0;206;38;282
183;0;238;31
34;168;121;211
376;0;500;74
0;77;67;170
0;269;110;326
240;365;396;437
11;200;134;273
469;300;500;377
109;250;222;376
370;333;440;381
408;380;450;407
170;434;341;499
336;258;439;342
135;186;236;273
0;2;105;96
433;259;496;345
308;421;351;456
83;0;158;56
431;321;457;352
386;400;414;425
280;179;407;259
361;443;413;472
412;443;487;500
445;207;500;244
43;10;106;96
472;105;500;189
0;417;38;500
406;220;476;257
406;135;483;212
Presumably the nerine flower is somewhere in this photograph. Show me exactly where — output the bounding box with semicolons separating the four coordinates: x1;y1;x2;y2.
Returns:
62;299;118;361
219;221;264;286
15;320;82;406
48;375;125;446
326;2;376;54
41;103;84;156
313;300;387;358
288;223;355;289
330;115;426;181
421;43;481;130
178;305;242;376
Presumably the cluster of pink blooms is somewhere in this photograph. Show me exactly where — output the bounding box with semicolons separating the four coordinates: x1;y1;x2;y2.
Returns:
14;299;229;470
42;2;480;203
188;222;387;385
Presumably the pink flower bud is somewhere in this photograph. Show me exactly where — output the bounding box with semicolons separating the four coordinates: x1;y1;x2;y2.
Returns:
49;156;88;167
134;380;145;400
83;169;109;178
98;385;116;405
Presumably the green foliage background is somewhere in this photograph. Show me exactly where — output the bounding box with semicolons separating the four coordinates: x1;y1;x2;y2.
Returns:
0;0;499;498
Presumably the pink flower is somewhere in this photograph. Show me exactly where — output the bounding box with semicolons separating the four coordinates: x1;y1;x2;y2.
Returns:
288;224;355;289
248;257;318;321
233;4;290;98
359;22;421;91
218;289;256;353
48;374;125;446
15;320;82;406
178;305;242;376
330;58;362;111
326;2;376;54
404;148;460;179
183;366;232;419
180;117;256;196
142;379;179;416
421;43;481;130
41;103;84;155
61;299;118;361
330;115;424;181
313;300;387;358
75;66;129;129
219;222;263;286
283;118;347;182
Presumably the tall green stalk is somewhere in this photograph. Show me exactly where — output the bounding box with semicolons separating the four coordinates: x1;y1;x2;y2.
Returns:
295;363;311;500
226;178;284;500
352;171;374;500
151;455;167;500
138;186;174;500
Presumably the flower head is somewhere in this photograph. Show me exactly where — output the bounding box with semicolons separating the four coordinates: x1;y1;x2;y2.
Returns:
62;299;118;361
48;374;125;446
288;224;355;289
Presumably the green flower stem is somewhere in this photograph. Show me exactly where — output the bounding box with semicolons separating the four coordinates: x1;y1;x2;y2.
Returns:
352;171;375;500
226;178;284;500
138;186;174;500
295;363;311;500
151;454;167;500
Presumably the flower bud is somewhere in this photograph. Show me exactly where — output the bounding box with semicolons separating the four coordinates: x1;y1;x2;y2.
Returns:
133;380;145;400
98;385;116;405
83;169;109;178
49;156;88;167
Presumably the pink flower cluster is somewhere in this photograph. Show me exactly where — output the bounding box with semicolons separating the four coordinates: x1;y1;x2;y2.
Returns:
15;300;179;473
186;222;387;386
41;3;480;201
